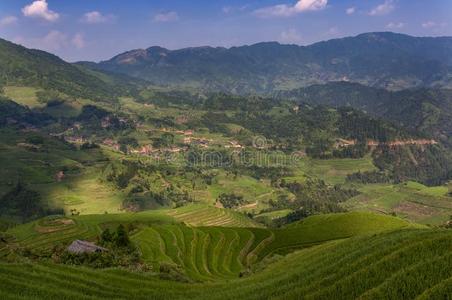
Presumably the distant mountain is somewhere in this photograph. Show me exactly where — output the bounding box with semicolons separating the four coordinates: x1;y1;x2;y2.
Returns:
85;32;452;93
0;38;139;100
276;81;452;147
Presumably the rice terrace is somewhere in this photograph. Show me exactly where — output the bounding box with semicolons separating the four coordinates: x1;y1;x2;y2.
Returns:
1;0;452;299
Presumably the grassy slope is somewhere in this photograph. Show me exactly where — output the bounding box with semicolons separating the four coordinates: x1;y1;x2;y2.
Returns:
3;86;43;108
283;155;377;185
0;228;451;299
5;205;259;254
343;181;452;225
258;211;422;259
4;211;419;282
6;211;177;255
0;38;135;100
0;128;123;215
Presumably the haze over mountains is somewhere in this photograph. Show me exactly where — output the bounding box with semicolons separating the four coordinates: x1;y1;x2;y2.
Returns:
81;32;452;93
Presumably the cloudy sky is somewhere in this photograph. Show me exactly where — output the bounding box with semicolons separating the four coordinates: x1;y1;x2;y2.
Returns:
0;0;451;62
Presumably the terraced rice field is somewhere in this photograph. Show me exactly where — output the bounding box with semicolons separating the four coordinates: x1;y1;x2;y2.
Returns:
7;212;176;253
165;204;260;228
3;210;423;285
0;228;451;299
5;205;258;255
132;225;273;280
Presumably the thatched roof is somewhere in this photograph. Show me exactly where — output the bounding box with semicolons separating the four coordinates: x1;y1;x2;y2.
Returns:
67;240;107;254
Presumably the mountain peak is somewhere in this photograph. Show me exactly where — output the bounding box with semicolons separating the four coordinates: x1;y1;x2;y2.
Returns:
90;32;452;93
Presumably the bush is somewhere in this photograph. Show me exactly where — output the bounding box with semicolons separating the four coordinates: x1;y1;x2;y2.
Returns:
25;135;44;145
218;193;245;209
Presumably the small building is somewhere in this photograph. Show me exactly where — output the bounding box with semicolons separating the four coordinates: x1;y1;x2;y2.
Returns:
55;171;65;182
67;240;107;254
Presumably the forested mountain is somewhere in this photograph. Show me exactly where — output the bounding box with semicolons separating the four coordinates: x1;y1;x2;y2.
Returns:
276;82;452;147
84;32;452;93
0;39;139;100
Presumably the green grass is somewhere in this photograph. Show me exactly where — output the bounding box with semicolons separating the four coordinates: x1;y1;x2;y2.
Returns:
3;86;43;108
207;172;274;205
37;167;126;215
0;228;451;299
284;155;376;185
255;209;293;220
258;211;422;259
343;182;452;225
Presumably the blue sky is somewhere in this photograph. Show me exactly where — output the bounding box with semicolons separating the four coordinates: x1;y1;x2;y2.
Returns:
0;0;451;62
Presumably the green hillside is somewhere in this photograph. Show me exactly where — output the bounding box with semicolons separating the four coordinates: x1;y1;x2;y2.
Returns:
277;81;452;149
2;211;420;282
0;38;138;101
0;227;450;299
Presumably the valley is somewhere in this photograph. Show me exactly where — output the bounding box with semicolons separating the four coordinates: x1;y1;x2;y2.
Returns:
0;12;452;298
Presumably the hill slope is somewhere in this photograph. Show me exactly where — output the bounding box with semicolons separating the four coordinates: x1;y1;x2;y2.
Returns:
0;228;450;299
0;38;138;100
277;81;452;147
3;211;419;281
87;32;452;93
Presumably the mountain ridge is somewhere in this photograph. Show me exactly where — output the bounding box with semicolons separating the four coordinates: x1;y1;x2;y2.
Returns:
81;32;452;93
96;32;452;63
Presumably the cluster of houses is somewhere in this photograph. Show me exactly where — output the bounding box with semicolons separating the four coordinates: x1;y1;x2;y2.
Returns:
101;116;129;129
64;136;87;144
159;128;194;136
102;138;120;151
183;136;212;148
334;138;438;149
224;140;244;150
53;122;246;157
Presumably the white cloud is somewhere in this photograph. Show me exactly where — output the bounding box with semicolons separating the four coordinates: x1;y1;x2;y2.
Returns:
294;0;328;11
222;5;249;14
15;31;85;52
40;30;68;50
81;11;113;24
327;26;339;35
422;21;447;29
346;7;355;15
369;0;394;16
222;7;233;14
254;0;328;18
153;11;179;23
279;29;303;44
386;22;405;29
71;33;85;49
0;16;18;27
22;0;59;22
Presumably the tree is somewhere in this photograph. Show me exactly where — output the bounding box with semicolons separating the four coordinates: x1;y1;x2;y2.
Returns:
153;133;175;148
0;182;44;222
100;228;113;244
115;225;130;247
118;137;139;148
217;193;245;209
